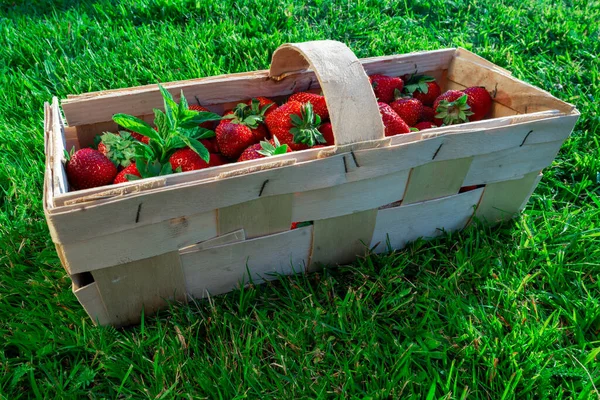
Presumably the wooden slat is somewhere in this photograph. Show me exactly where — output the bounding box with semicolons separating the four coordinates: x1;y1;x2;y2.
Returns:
475;171;542;223
91;251;186;327
181;225;313;299
462;140;563;186
61;210;217;274
402;157;473;205
218;194;293;239
448;56;575;114
72;282;110;326
454;48;512;76
310;209;378;271
51;97;69;195
179;229;246;254
292;169;410;222
370;188;484;253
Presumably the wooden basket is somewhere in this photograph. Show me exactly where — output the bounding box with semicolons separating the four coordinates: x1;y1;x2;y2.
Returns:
43;40;579;327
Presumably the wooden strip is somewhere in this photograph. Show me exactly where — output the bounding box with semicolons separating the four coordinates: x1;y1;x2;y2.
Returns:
91;251;186;327
72;282;110;326
51;97;69;195
462;140;563;186
310;209;378;271
292;169;410;222
218;194;293;239
61;49;456;127
454;48;512;76
270;40;385;146
370;188;484;253
475;171;542;223
179;229;246;255
448;56;575;114
181;225;313;299
60;210;217;274
402;157;473;205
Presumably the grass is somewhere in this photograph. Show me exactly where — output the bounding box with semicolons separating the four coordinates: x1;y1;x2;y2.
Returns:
1;0;599;398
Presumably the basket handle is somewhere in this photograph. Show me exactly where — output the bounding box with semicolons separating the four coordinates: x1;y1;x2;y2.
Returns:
269;40;386;148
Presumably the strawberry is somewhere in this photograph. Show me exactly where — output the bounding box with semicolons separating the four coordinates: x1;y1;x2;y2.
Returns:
246;97;277;117
402;74;441;106
433;90;474;126
96;131;140;168
113;163;141;184
420;106;435;123
65;148;118;190
129;131;151;144
290;222;298;230
462;87;492;121
378;102;410;137
189;104;215;129
288;92;329;119
369;74;404;103
318;122;335;146
414;121;437;131
200;138;219;153
390;98;423;127
238;136;291;162
216;120;259;158
265;101;324;150
459;185;479;193
169;148;227;172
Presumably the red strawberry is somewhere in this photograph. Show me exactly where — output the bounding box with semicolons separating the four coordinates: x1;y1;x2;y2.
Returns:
200;138;219;153
390;98;423;127
215;120;259;158
238;136;291;162
459;185;479;193
433;90;474;126
169;148;226;172
189;104;215;129
290;222;298;230
210;153;229;166
288;92;329;119
129;131;151;144
420;106;435;123
265;101;324;151
97;142;107;155
402;75;441;106
246;97;277;117
462;87;492;121
369;74;404;103
378;102;410;137
66;148;118;190
113;163;141;184
318;122;335;146
414;122;437;131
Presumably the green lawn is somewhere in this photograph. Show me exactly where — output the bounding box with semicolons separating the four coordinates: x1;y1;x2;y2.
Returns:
1;0;599;398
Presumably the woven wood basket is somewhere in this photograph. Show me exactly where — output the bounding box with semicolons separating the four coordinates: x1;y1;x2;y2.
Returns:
43;40;579;326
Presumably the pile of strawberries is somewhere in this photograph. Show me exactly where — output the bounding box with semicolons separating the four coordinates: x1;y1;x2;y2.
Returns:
65;75;492;191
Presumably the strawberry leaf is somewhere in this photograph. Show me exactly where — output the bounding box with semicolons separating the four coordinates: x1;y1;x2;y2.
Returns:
273;145;288;155
113;114;158;139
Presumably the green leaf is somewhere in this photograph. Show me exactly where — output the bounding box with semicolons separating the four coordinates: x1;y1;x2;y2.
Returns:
113;114;159;139
160;162;173;176
124;174;141;181
180;135;210;163
178;90;189;119
273;145;288;155
290;114;303;126
418;81;429;94
182;111;222;126
158;84;178;129
153;109;168;140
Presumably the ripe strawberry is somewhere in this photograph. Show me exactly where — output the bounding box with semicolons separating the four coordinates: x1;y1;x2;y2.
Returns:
433;90;474;126
318;122;334;146
113;163;141;184
402;74;441;106
462;87;492;121
369;74;404;103
420;106;435;123
65;148;118;190
215;120;259;158
169;148;226;172
378;102;410;137
200;138;219;153
265;101;324;151
246;97;276;117
290;222;298;230
189;104;215;129
129;131;151;144
459;185;479;193
288;92;329;119
238;136;291;162
414;122;437;131
390;98;423;127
